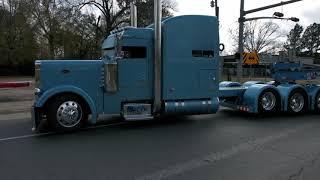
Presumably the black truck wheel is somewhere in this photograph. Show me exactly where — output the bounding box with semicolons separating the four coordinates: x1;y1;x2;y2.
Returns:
288;89;307;114
258;89;279;113
314;92;320;113
47;95;88;132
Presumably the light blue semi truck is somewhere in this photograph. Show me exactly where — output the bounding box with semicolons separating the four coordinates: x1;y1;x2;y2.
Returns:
32;13;320;132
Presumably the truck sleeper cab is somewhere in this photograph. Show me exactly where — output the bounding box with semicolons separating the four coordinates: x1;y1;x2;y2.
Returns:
32;15;221;132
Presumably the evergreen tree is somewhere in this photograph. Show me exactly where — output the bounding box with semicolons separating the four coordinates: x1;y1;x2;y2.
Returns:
300;23;320;55
284;24;303;55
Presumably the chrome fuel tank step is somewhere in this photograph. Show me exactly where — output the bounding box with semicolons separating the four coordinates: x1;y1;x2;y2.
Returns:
122;103;153;121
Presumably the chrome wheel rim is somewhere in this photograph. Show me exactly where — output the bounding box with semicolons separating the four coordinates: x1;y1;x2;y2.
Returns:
261;92;276;111
290;93;304;113
56;101;82;128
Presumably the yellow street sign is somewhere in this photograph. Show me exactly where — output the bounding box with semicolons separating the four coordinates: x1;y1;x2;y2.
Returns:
243;51;260;65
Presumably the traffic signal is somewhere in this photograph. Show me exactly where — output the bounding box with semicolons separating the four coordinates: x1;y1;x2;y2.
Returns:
210;0;215;7
273;12;284;18
289;17;300;22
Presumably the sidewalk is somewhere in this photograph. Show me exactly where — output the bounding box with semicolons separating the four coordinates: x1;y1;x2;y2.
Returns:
0;77;34;120
0;112;30;121
0;88;34;102
0;76;33;82
0;101;33;114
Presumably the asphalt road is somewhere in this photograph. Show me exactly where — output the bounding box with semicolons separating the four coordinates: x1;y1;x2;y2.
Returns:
1;109;320;180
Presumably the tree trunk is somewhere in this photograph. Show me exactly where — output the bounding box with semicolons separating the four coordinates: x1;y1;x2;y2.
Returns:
48;35;55;59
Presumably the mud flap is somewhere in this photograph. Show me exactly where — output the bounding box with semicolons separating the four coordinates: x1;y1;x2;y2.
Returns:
31;106;42;132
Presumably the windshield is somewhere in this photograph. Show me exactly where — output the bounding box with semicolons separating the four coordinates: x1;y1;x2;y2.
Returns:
102;47;116;59
101;33;119;59
102;33;124;60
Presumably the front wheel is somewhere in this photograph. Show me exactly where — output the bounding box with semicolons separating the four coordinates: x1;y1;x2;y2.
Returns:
47;95;88;132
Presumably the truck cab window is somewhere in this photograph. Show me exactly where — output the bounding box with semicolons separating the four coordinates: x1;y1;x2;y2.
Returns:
192;50;203;57
122;46;147;59
192;50;214;58
203;50;214;58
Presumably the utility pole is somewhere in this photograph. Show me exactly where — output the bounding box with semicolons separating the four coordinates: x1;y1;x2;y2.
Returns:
237;0;303;82
210;0;219;20
237;0;245;82
215;0;219;20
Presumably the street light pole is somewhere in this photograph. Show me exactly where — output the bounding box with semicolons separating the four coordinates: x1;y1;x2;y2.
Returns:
244;16;300;22
237;0;302;82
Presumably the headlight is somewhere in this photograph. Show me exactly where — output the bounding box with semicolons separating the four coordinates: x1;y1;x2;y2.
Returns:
34;88;42;97
35;62;40;88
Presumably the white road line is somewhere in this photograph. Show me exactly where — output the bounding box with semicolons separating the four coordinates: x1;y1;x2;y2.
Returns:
0;122;127;143
83;122;127;130
0;132;54;142
135;124;314;180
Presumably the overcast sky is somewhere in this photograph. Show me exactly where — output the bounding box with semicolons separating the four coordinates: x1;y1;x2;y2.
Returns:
174;0;320;53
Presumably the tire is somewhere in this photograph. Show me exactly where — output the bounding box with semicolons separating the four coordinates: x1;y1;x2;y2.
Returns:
46;95;88;132
258;89;279;113
314;92;320;113
287;89;307;114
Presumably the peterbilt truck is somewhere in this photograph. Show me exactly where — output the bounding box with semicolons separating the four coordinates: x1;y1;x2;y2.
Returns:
32;15;221;131
32;10;320;132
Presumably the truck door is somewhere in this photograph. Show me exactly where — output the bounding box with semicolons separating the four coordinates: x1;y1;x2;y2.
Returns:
102;31;154;115
117;46;150;99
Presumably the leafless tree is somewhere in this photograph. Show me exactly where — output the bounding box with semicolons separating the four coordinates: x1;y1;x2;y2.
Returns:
229;21;284;54
70;0;132;36
71;0;177;35
28;0;62;58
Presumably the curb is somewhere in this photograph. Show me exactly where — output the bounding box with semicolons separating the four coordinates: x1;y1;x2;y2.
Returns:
0;81;32;89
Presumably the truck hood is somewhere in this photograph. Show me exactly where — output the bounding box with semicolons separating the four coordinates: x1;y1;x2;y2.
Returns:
36;60;104;91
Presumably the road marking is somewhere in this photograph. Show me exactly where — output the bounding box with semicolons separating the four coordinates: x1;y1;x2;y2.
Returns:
136;124;313;180
0;122;127;143
0;132;55;142
83;122;127;130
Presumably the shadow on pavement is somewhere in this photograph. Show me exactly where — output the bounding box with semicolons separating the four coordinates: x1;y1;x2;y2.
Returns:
219;108;319;122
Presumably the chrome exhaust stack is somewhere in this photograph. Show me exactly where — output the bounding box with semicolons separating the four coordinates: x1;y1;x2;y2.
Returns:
130;2;137;27
153;0;162;114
